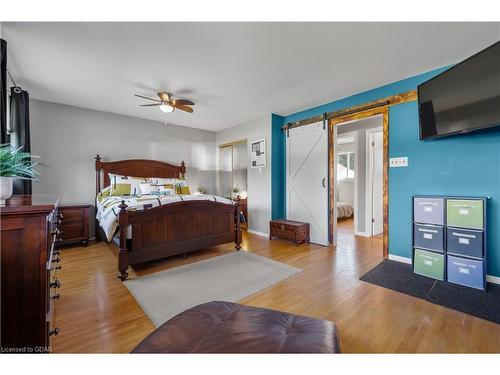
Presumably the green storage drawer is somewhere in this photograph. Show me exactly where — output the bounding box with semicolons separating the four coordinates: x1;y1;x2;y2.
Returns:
413;248;445;280
446;199;484;229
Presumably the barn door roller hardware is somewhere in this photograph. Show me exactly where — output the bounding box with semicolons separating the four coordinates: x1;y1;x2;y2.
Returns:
281;90;416;132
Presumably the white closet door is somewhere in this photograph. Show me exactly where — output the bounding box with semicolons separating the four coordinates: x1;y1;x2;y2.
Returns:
286;121;328;246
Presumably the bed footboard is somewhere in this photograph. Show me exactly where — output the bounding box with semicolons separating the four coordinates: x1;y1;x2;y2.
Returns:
117;199;241;281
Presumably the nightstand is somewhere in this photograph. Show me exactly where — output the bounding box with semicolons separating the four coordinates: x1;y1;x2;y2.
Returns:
59;204;91;247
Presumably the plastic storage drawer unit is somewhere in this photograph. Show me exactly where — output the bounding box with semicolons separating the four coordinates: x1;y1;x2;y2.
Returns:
446;227;483;259
413;197;445;225
413;248;445;281
413;223;444;252
446;199;484;229
447;255;485;290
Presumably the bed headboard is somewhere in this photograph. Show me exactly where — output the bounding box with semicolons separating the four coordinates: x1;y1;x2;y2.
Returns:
94;154;186;194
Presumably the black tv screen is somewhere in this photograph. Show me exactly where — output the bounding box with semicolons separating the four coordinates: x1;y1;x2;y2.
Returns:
418;41;500;140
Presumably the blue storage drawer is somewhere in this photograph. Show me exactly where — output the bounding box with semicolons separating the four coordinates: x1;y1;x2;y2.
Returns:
446;227;484;259
413;223;444;252
447;255;485;290
413;197;445;225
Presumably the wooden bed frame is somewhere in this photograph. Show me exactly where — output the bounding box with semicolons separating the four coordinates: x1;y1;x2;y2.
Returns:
95;155;241;281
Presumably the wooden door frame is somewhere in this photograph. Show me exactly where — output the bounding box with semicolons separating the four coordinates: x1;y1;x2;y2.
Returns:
328;107;389;258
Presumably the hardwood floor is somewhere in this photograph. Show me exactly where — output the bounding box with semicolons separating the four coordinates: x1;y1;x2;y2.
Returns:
51;229;500;353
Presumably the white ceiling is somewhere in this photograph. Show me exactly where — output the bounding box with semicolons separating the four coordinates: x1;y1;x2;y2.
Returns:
2;22;499;132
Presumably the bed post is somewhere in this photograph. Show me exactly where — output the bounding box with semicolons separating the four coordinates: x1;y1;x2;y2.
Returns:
118;200;129;281
95;154;103;242
234;197;241;251
180;161;186;179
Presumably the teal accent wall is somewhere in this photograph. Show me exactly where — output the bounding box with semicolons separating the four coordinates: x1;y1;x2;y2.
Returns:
271;113;286;219
276;67;500;278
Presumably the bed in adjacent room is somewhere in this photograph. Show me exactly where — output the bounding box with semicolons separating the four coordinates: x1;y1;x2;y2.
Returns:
94;155;241;281
337;201;353;220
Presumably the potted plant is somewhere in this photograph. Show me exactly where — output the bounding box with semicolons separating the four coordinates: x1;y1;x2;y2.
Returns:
0;144;40;205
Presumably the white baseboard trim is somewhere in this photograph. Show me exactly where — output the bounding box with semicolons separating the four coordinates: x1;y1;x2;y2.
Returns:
486;275;500;285
388;254;500;285
388;254;412;264
247;229;269;238
354;231;371;238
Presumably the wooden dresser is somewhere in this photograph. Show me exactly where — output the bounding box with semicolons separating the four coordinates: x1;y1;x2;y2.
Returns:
269;219;310;245
0;195;62;353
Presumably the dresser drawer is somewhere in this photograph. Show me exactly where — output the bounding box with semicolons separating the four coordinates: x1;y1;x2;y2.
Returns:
413;223;444;252
60;223;84;240
61;208;84;223
446;227;483;259
446;199;484;229
413;197;445;225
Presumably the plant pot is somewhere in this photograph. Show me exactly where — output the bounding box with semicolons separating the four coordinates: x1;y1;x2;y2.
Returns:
0;176;14;206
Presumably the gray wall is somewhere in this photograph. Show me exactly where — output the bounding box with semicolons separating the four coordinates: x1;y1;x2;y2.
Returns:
337;115;382;234
30;99;217;237
216;115;272;236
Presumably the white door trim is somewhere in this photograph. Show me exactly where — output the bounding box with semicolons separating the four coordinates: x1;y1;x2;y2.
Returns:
365;127;383;237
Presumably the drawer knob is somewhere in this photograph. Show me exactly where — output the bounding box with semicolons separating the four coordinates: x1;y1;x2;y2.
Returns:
58;213;64;219
50;279;61;289
52;257;61;263
52;265;62;271
52;293;61;300
49;328;60;336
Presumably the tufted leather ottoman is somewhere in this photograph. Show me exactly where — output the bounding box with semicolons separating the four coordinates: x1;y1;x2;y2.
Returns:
132;301;340;353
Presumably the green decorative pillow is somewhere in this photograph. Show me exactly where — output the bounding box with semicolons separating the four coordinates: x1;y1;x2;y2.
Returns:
97;186;111;203
180;186;191;195
110;183;134;196
108;174;144;196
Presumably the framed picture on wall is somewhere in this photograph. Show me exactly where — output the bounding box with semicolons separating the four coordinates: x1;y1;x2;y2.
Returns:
250;139;266;168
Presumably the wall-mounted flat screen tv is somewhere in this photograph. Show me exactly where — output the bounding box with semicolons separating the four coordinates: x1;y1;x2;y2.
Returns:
418;41;500;140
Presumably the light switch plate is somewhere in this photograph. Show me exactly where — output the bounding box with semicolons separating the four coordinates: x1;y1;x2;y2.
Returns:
390;156;408;168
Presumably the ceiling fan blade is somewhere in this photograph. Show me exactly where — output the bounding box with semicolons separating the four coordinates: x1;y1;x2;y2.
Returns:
134;94;161;102
140;103;161;106
157;91;170;102
173;99;194;106
173;104;194;113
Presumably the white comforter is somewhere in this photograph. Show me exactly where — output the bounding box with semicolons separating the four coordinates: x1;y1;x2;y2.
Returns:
96;194;234;241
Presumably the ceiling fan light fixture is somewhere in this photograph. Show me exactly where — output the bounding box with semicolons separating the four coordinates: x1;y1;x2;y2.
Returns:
160;103;174;113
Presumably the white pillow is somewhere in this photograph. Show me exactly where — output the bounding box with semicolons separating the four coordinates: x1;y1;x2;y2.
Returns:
148;177;176;185
108;174;145;196
140;182;175;196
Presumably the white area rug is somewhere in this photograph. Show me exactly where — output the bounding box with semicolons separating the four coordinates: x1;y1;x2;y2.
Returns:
124;251;302;327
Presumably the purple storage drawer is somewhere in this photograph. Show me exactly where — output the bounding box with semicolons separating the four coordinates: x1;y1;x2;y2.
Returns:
447;255;485;290
414;197;445;225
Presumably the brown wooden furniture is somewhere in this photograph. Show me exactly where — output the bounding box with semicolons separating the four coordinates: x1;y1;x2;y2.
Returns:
95;155;241;281
131;301;340;353
59;204;91;247
269;219;310;245
234;196;247;229
0;195;62;352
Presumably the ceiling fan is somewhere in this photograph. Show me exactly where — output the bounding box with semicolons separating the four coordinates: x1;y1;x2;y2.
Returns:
135;91;194;113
